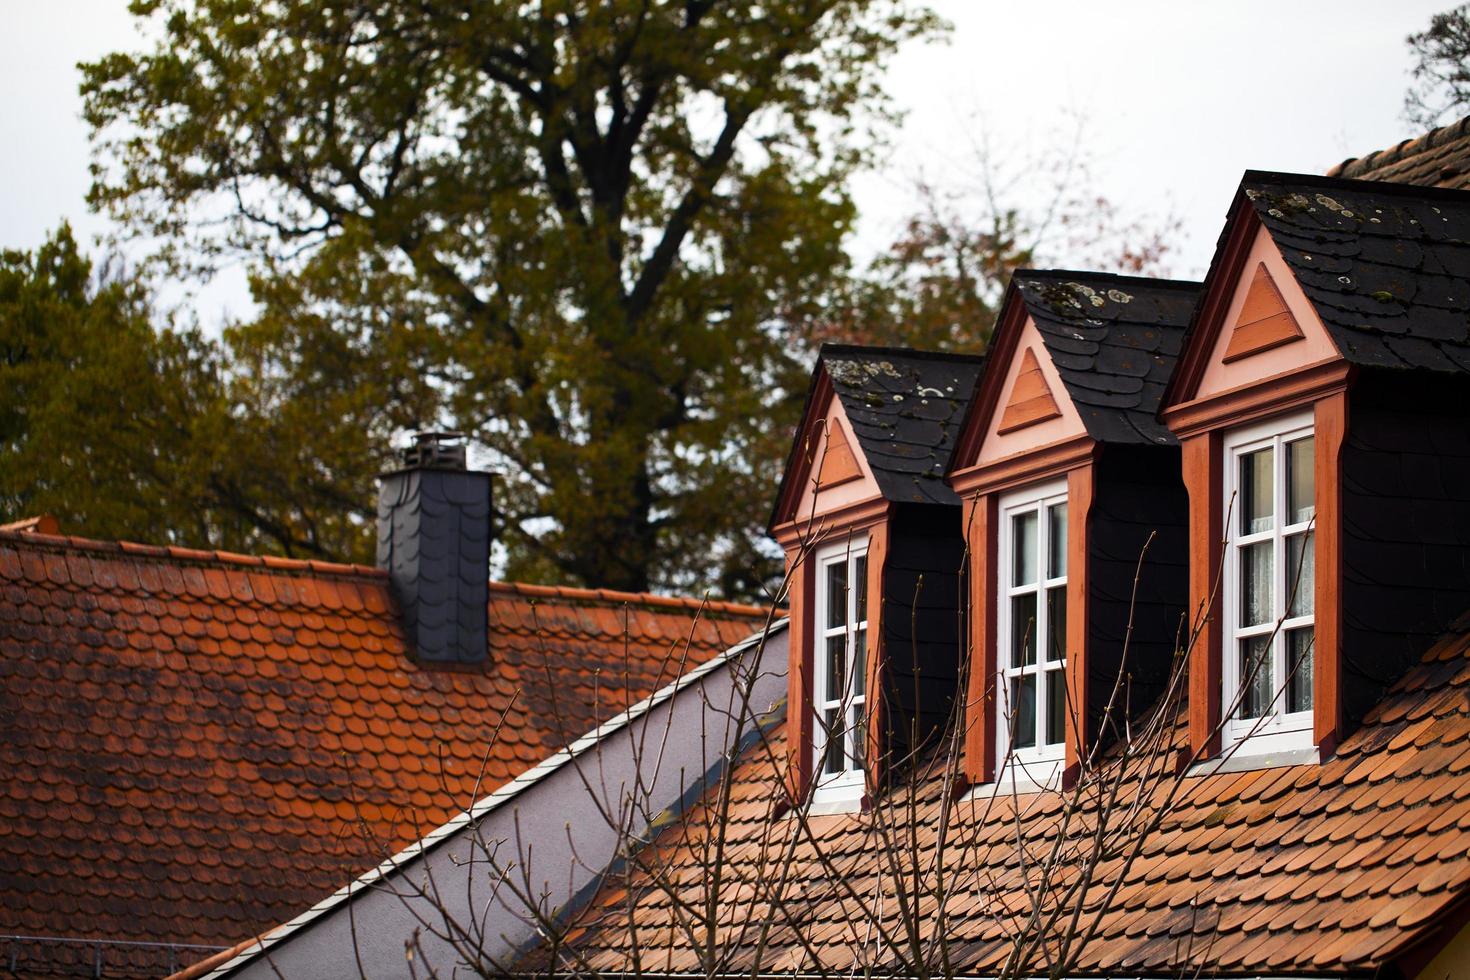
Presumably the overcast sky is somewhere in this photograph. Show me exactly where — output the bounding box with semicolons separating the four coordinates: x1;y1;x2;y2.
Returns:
1;1;1453;325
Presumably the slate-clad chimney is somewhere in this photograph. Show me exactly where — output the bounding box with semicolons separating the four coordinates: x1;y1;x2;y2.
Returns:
377;432;491;665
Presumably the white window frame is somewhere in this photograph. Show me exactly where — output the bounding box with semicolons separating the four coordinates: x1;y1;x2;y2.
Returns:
1221;411;1317;757
995;480;1069;789
811;538;870;804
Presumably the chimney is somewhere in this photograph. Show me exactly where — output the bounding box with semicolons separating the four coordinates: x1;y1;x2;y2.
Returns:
376;432;492;665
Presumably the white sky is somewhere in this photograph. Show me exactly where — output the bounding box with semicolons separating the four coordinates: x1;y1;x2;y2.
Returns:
0;0;1453;323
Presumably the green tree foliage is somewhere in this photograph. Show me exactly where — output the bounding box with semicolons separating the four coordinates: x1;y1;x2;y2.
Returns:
81;0;941;597
0;226;219;545
1406;5;1470;128
0;226;429;563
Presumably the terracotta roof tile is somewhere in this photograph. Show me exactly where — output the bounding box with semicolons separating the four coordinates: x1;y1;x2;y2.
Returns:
0;528;770;976
545;616;1470;977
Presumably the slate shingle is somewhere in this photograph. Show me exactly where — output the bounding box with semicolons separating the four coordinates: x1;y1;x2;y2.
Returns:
1011;271;1201;446
819;346;986;507
1241;171;1470;375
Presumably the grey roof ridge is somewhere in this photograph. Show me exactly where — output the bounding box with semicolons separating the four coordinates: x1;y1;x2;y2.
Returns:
1240;167;1470;205
196;617;790;980
817;342;987;364
1012;268;1204;291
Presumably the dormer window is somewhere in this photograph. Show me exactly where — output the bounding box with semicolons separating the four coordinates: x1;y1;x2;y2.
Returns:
946;271;1196;792
997;481;1068;780
769;346;984;810
814;541;868;800
1222;414;1315;755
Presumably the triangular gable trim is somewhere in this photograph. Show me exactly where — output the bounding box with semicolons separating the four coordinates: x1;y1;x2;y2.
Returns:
1222;263;1304;363
816;422;862;488
996;347;1062;434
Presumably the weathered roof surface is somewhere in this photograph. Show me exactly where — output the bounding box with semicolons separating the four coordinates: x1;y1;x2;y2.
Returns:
0;529;769;977
1012;271;1200;445
1241;171;1470;373
821;345;986;506
1328;115;1470;190
551;617;1470;977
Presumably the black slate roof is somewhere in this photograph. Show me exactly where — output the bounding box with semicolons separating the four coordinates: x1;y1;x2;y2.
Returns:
1238;171;1470;373
819;346;985;507
1010;271;1200;446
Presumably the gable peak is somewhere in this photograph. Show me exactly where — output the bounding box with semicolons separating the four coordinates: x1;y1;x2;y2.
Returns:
997;347;1062;434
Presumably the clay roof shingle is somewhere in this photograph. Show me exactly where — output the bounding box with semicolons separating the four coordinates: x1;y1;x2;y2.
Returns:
820;345;986;507
1328;115;1470;190
1240;171;1470;373
1011;271;1200;446
0;528;770;976
550;617;1470;977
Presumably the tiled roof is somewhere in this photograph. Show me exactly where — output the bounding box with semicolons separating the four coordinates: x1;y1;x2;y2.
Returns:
1328;115;1470;190
1011;271;1200;446
0;529;769;976
821;345;986;506
553;618;1470;977
1241;171;1470;373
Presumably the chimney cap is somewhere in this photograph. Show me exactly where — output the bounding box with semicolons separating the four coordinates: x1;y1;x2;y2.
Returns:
400;431;469;471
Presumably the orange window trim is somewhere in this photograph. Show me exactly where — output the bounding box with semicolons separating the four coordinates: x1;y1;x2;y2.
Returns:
958;444;1098;787
1175;378;1350;760
780;505;891;802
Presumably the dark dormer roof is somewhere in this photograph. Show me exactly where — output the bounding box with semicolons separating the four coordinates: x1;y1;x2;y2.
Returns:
1010;271;1200;446
821;345;986;507
1237;171;1470;373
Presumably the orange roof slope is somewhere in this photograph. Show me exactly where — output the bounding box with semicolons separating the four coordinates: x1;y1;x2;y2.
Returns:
557;619;1470;977
1328;114;1470;189
0;529;769;973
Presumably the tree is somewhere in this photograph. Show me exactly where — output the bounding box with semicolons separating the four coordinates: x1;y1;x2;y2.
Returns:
0;226;432;563
811;120;1181;354
81;0;942;597
0;225;218;545
1406;5;1470;129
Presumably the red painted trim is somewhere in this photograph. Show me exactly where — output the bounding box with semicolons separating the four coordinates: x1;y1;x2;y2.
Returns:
949;434;1096;500
962;493;998;785
948;288;1032;477
1161;202;1261;412
770;371;837;532
1162;358;1354;439
771;498;890;549
1182;432;1223;758
864;522;889;792
1065;464;1094;771
784;548;816;800
1314;392;1348;750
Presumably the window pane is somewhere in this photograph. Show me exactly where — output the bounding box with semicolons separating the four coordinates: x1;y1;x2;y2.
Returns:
1287;437;1316;525
1238;635;1273;720
1012;675;1037;750
1288;531;1315;618
1011;593;1038;668
826;561;848;628
823;708;844;774
854;555;868;624
853;628;866;697
1287;628;1314;714
1048;503;1068;579
1240;447;1274;535
1013;510;1038;586
851;703;865;768
1239;541;1273;627
826;634;846;702
1046;586;1067;663
1045;668;1066;746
